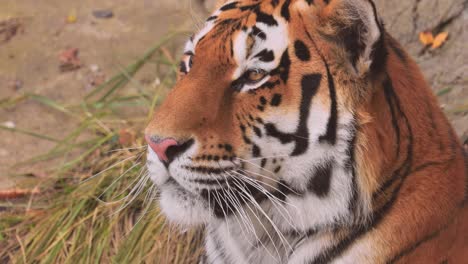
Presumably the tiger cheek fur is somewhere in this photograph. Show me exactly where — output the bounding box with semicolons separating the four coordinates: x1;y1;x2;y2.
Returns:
145;0;467;263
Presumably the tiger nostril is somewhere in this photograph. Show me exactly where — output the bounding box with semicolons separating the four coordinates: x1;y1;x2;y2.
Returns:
145;135;194;165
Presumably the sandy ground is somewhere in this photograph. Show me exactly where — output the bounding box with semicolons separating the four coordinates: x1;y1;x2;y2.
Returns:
0;0;466;190
0;0;208;189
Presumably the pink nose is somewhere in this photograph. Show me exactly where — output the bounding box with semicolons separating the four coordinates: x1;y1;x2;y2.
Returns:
145;135;178;162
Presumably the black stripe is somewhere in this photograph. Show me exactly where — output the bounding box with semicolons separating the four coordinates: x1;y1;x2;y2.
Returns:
190;177;236;186
308;162;333;196
372;78;410;198
206;16;217;22
220;1;238;11
183;166;236;174
370;76;414;225
201;178;266;218
252;144;261;157
261;80;280;89
239;3;259;11
253;126;262;137
387;37;407;64
303;23;338;146
318;64;338;145
255;11;278;26
281;0;291;21
388;223;451;263
179;61;187;73
264;74;322;156
254;49;275;62
294;40;311;61
270;93;282;106
293;74;322;155
252;26;266;40
278;50;291;83
346;122;359;215
230;39;234;57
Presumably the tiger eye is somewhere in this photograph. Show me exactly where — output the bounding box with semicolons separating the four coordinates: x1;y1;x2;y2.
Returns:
247;70;266;82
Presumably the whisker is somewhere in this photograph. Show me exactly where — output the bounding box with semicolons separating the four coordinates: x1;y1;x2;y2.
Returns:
237;155;289;162
237;168;302;196
105;145;147;154
230;171;298;232
81;153;141;183
216;164;277;259
231;176;293;253
113;172;151;214
229;177;286;261
98;162;141;199
235;157;277;176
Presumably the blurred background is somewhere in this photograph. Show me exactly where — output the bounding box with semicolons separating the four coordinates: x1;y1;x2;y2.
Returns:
0;0;466;263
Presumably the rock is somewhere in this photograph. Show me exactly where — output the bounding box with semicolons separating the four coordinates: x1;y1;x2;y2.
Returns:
89;64;100;73
1;121;16;129
92;10;114;19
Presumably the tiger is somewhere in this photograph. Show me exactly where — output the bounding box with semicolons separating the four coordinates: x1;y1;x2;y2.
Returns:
144;0;468;263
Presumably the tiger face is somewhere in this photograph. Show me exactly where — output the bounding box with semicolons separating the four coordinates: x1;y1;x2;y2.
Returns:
145;0;382;229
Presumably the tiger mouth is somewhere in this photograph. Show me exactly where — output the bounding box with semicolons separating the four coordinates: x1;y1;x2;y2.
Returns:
163;168;270;219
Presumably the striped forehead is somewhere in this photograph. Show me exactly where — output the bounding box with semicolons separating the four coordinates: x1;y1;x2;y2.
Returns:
231;17;288;78
185;1;289;78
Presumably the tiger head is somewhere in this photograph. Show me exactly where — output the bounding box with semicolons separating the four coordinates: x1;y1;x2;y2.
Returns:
145;0;386;229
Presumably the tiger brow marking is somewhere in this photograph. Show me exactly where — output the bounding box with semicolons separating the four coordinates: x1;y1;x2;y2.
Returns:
317;64;338;145
302;23;340;145
264;73;322;157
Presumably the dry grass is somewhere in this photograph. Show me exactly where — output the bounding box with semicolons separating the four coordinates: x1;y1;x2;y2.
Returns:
0;31;203;264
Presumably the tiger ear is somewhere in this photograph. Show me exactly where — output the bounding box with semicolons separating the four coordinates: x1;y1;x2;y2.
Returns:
318;0;385;76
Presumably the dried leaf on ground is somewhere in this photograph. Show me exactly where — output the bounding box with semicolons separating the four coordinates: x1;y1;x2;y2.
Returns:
431;32;449;49
66;9;77;24
419;30;434;46
59;47;81;72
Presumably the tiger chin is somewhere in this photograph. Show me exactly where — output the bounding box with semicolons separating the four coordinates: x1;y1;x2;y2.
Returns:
144;0;467;263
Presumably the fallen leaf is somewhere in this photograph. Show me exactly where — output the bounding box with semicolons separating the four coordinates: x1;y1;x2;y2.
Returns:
431;32;449;49
59;47;81;72
119;129;135;146
66;9;77;23
419;30;434;46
